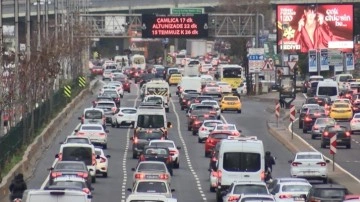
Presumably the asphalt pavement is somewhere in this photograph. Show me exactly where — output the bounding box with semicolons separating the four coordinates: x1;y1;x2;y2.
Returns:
25;78;301;202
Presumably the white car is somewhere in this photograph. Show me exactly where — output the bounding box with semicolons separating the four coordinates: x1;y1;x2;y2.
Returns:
236;82;247;95
107;82;124;98
102;69;113;81
148;140;181;169
271;181;311;202
94;148;111;177
75;124;108;149
200;64;214;73
126;194;177;202
237;194;275;202
350;113;360;133
213;124;241;136
111;107;137;128
289;152;329;183
201;100;221;119
62;136;92;145
132;161;171;185
217;82;232;94
144;95;169;113
222;181;269;202
52;176;93;201
128;179;175;198
200;74;214;86
198;120;223;143
203;83;222;97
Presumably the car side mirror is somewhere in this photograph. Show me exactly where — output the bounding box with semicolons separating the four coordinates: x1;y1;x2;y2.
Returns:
131;168;136;171
325;159;330;163
74;129;78;132
171;189;175;192
78;117;82;120
176;146;181;150
106;155;111;158
105;130;109;133
47;167;54;171
167;122;172;128
88;168;94;172
288;160;293;163
127;188;132;192
55;154;59;158
130;137;134;141
96;155;101;159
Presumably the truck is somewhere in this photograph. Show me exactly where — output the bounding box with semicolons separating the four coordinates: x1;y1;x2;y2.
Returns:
186;39;207;58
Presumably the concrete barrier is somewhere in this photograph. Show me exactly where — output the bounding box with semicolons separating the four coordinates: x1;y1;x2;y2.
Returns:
0;79;100;202
267;121;360;194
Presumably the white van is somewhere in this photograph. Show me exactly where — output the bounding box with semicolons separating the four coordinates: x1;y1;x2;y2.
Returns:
215;136;265;200
56;143;97;183
316;80;339;101
335;73;353;91
184;59;200;77
131;54;146;70
114;55;129;68
79;108;105;128
126;193;177;202
178;76;202;93
22;190;91;202
308;75;324;82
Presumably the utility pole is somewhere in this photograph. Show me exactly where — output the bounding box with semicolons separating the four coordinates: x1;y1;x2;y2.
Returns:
26;0;30;60
174;0;179;51
254;10;259;95
0;0;3;136
54;0;58;45
45;0;49;40
14;0;19;125
37;0;41;52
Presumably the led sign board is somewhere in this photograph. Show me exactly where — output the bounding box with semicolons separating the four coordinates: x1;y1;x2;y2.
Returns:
141;14;208;38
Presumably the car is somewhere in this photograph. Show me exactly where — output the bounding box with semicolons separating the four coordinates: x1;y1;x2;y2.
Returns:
168;73;182;86
267;177;310;193
304;96;330;107
74;124;109;149
187;103;218;118
138;146;174;176
94;148;110;177
298;104;320;129
154;65;166;78
50;176;93;198
204;131;240;157
126;193;177;202
61;136;92;145
94;101;117;125
148;140;181;169
107;82;124;98
187;110;214;131
165;67;180;82
99;85;117;94
22;189;92;202
90;66;104;75
350;113;360;133
130;129;166;159
200;63;214;73
202;83;222;97
289;152;329;183
144;95;169;113
131;161;171;185
329;102;353;121
198;120;223;143
191;114;217;135
321;125;351;149
344;195;360;202
236;194;275;202
236;82;247;95
79;108;105;127
194;95;215;103
128;179;175;198
220;96;242;113
302;108;327;133
222;181;269;202
270;181;311;202
200;74;214;88
102;69;113;80
305;184;348;202
48;161;92;188
310;117;336;139
101;89;121;107
111;73;131;93
111;107;137;128
213;124;241;136
179;93;200;110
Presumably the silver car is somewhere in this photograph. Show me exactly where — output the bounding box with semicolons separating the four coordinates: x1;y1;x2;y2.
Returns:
310;117;336;139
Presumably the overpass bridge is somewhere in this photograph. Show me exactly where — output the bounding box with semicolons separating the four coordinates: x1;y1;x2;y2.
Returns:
1;0;220;18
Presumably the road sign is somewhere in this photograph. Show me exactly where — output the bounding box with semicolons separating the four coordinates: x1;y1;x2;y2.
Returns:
248;48;265;73
262;58;274;71
290;105;295;122
64;85;71;98
287;61;297;70
330;135;337;155
275;102;280;118
170;8;204;15
78;76;86;87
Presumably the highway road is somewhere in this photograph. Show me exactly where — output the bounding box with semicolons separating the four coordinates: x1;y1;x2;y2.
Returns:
291;94;360;181
26;78;297;202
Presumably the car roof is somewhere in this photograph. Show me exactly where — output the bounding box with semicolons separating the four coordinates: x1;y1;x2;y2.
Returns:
278;181;311;186
232;181;267;185
96;101;115;104
276;178;309;183
311;184;347;189
54;176;86;182
203;120;222;123
120;107;137;110
80;123;104;127
56;160;86;165
138;161;166;165
296;151;322;156
84;108;104;112
150;140;174;144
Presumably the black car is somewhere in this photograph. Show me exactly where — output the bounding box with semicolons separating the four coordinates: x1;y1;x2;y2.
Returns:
298;104;320;129
48;161;93;187
154;65;165;78
304;97;329;107
305;184;348;202
134;68;146;84
139;73;156;87
130;129;166;159
302;108;327;133
101;91;121;107
194;95;215;103
320;125;351;149
180;93;200;110
138;146;173;176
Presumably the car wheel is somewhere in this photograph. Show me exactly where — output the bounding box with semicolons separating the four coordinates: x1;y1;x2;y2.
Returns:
205;151;210;158
181;106;184;111
217;116;221;120
174;161;179;169
210;186;216;192
323;178;328;184
132;152;137;159
103;144;107;149
311;134;316;139
116;121;120;128
198;138;202;143
221;110;224;113
188;126;191;131
320;142;326;148
103;172;108;178
111;122;115;128
192;130;197;136
120;94;123;98
346;144;351;149
128;90;131;93
216;190;223;202
299;122;303;129
237;110;241;113
91;176;96;183
303;129;307;133
166;108;169;113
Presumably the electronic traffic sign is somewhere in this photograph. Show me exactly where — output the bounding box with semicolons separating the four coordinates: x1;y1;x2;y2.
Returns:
141;14;208;38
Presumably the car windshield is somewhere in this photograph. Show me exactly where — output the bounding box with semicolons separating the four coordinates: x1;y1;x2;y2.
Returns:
333;104;348;108
204;122;221;127
121;109;137;114
233;184;268;194
202;101;217;106
168;69;179;74
316;118;335;125
224;97;239;101
55;162;86;171
138;163;166;172
137;115;164;128
84;111;102;119
144;148;168;155
53;181;85;188
318;87;337;96
210;133;231;139
328;126;347;132
223;152;261;172
296;154;322;160
62;147;93;165
96;103;115;109
282;184;311;192
137;131;163;140
150;142;174;148
311;82;319;88
354;114;360;119
95;150;101;156
81;126;103;131
309;109;325;114
216;125;235;130
315;189;347;198
136;182;167;193
102;92;118;98
66;138;89;144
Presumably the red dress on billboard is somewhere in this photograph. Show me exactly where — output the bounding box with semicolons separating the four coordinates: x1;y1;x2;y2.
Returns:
294;22;333;52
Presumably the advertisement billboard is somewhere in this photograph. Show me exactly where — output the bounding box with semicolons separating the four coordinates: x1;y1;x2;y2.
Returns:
277;4;353;53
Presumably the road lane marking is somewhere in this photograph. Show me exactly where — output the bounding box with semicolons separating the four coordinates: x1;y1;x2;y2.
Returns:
289;118;360;183
40;123;81;189
170;99;207;201
121;84;140;202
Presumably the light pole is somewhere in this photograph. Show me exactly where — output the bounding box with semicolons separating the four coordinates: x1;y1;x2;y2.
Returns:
26;0;30;60
37;0;41;52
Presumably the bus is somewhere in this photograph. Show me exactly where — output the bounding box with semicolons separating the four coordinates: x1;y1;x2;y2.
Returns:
219;64;244;90
131;54;146;70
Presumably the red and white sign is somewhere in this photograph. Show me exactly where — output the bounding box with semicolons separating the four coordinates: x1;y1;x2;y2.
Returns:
290;105;295;122
330;135;337;155
288;61;297;70
275;103;280;118
262;59;274;71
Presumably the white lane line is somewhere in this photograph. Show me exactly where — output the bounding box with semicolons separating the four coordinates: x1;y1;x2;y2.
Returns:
121;85;140;202
288;118;360;183
170;99;207;201
220;115;228;124
40;123;82;189
302;93;308;99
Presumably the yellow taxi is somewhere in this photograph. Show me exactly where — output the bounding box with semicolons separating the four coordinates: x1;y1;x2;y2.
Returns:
168;74;182;86
220;96;242;113
329;102;353;120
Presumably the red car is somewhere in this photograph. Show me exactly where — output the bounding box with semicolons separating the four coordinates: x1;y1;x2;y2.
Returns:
90;66;104;75
204;131;240;157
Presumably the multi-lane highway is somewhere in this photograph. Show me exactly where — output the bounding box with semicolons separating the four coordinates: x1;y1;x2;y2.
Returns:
27;78;297;201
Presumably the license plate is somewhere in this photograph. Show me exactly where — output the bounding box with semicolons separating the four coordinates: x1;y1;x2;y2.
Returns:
293;197;305;201
125;121;132;123
145;175;159;179
228;102;235;105
337;139;342;142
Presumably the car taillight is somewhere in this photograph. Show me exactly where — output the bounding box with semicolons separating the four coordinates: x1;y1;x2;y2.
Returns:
51;172;62;178
212;157;217;162
92;154;96;166
135;173;144;179
228;195;240;202
134;137;138;144
217;170;222;178
345;131;351;136
77;172;89;178
139;155;145;161
159;174;169;180
99;133;106;136
194;121;201;125
166;156;172;164
182;99;186;102
316;162;327;166
211;171;218;177
291;162;302;166
313;125;319;130
77;132;85;135
58;153;62;161
100;157;106;163
200;127;206;131
260;170;265;181
115;98;120;101
351;119;359;123
118;113;124;116
279;194;292;199
305;116;312;121
323;132;329;136
82;188;90;194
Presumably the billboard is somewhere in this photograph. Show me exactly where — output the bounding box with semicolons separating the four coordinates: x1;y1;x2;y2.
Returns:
141;14;208;38
277;4;353;53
